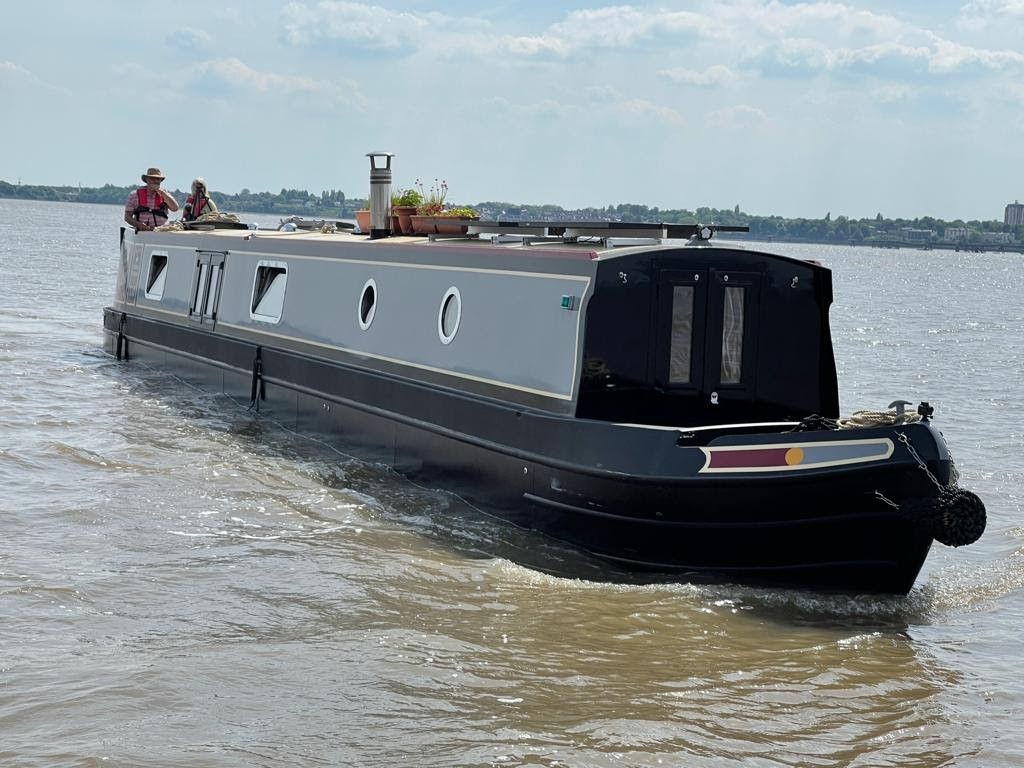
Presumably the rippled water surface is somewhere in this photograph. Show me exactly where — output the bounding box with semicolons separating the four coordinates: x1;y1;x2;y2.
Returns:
0;199;1021;767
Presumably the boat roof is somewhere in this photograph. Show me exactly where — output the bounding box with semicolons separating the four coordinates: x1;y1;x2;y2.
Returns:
149;219;825;269
157;219;748;257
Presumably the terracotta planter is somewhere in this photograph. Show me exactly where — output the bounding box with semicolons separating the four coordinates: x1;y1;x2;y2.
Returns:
409;215;479;235
392;205;417;235
355;210;371;233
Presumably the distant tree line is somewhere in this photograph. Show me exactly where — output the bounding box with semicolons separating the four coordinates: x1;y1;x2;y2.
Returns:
0;179;365;217
2;179;1021;245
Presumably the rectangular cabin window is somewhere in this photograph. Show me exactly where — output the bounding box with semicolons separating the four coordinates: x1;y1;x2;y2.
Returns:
669;285;695;383
144;253;168;300
203;263;221;318
192;262;210;315
720;286;745;384
250;262;287;324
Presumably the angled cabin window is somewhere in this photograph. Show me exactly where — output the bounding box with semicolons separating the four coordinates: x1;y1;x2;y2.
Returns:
250;261;287;324
144;252;169;300
720;286;745;384
669;285;695;383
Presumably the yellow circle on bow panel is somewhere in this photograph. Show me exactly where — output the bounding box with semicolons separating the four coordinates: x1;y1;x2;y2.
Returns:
785;447;805;466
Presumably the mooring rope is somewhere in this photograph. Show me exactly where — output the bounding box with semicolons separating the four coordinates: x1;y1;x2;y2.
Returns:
837;409;923;429
155;212;241;232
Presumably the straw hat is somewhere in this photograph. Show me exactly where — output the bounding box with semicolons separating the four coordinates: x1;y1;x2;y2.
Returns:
141;167;166;182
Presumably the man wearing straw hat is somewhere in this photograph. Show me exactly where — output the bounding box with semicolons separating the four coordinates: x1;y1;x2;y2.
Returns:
124;167;180;231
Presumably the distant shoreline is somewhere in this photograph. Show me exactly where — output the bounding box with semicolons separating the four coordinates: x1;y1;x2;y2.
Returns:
2;182;1021;253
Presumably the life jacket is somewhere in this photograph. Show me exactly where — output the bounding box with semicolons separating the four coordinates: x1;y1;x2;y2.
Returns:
183;194;210;222
134;188;169;224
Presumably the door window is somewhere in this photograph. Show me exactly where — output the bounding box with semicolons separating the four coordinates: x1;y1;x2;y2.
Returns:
720;285;745;384
669;285;695;383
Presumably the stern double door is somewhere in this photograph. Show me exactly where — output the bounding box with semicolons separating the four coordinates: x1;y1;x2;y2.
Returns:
653;268;761;417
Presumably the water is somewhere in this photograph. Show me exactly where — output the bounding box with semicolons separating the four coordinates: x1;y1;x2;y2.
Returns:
0;198;1021;767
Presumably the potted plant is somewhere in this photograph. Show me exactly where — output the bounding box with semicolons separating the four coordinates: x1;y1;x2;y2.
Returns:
354;193;371;233
390;188;423;235
431;205;480;235
410;179;479;235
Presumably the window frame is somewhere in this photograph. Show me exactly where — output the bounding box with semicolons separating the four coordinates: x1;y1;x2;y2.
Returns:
249;260;288;324
437;286;462;345
143;251;169;301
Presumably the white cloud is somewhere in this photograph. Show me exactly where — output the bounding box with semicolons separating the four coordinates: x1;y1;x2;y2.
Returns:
996;82;1024;105
713;1;906;45
482;96;578;119
708;104;767;129
614;98;687;127
280;1;435;50
0;60;32;78
168;28;214;52
743;36;1024;77
871;84;917;104
278;2;718;60
0;60;68;94
484;87;685;128
926;35;1024;72
659;65;738;87
185;58;364;108
545;6;717;48
959;0;1024;19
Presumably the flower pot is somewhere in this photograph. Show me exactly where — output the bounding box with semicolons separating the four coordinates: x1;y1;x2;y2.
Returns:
392;205;417;235
410;215;479;235
355;209;371;233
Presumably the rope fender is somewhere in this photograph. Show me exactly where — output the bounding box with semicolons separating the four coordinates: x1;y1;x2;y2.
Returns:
897;487;987;547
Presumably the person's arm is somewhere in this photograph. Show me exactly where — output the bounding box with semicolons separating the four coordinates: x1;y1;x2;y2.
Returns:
206;195;219;213
160;188;180;212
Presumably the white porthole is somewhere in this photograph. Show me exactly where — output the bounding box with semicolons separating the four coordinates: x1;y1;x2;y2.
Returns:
437;286;462;345
358;278;377;330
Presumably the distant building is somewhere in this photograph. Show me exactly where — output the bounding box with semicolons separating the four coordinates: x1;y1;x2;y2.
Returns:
1006;200;1024;226
944;227;970;242
900;227;935;242
983;231;1014;244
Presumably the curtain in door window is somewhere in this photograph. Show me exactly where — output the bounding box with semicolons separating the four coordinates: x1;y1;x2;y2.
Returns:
669;285;694;383
720;286;745;384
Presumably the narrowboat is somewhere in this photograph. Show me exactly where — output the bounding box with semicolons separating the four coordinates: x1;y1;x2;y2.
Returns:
102;157;985;593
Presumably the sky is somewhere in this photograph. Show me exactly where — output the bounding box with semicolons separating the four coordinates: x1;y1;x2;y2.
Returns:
1;1;1023;220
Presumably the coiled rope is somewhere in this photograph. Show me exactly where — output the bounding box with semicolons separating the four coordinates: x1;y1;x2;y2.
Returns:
156;212;241;232
838;409;922;429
